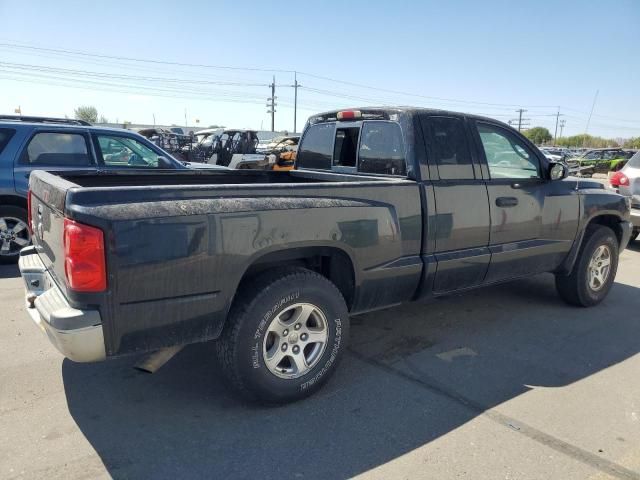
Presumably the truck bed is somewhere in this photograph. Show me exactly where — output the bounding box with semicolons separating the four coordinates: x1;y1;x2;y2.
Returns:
28;169;423;357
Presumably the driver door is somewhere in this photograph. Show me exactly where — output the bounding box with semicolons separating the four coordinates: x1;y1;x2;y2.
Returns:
471;121;575;283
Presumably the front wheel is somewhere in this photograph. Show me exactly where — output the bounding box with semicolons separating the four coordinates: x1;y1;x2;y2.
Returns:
216;268;349;404
555;225;619;307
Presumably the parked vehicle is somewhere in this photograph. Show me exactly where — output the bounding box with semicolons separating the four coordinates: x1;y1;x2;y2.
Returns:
610;150;640;242
262;135;300;171
567;148;633;176
207;129;265;169
19;107;632;404
0;115;191;263
184;128;223;163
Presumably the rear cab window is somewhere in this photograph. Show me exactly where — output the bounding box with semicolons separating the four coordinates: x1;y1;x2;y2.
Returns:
297;120;406;176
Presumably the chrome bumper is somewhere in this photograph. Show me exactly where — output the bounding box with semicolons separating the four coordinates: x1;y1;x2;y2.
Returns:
18;247;106;362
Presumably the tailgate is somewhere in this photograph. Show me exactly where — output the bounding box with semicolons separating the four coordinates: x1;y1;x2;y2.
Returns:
28;171;75;295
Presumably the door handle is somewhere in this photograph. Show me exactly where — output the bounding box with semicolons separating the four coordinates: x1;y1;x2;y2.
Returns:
496;196;518;207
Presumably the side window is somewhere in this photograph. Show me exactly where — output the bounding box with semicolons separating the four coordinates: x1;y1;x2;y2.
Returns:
296;123;335;170
358;121;406;176
425;117;474;180
96;135;163;168
23;132;90;166
477;123;541;179
333;127;359;168
0;128;16;154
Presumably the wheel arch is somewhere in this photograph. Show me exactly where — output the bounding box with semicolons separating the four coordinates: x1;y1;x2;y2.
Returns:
233;245;357;312
0;195;28;211
558;213;625;275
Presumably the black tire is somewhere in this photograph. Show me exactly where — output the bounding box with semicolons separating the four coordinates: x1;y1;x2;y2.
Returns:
216;267;349;404
630;230;639;243
555;225;619;307
0;206;31;265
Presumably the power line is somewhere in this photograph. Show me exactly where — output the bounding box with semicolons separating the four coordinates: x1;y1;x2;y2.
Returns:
0;42;296;74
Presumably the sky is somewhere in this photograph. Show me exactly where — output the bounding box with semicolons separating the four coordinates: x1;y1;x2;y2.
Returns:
0;0;638;138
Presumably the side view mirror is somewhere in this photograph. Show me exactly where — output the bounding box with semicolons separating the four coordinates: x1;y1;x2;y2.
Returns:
549;161;569;180
157;156;174;168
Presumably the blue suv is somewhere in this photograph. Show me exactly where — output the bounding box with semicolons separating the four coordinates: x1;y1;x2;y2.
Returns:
0;115;189;263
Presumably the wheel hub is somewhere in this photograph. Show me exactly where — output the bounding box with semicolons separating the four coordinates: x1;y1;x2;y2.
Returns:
587;244;611;292
262;302;329;379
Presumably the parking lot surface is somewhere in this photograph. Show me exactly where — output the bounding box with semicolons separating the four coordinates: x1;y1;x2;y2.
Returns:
1;244;640;480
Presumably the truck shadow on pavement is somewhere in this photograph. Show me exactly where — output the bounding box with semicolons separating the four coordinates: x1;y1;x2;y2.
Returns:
62;273;640;479
0;264;19;279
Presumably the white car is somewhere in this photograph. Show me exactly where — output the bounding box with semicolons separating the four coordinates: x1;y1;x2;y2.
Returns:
610;150;640;242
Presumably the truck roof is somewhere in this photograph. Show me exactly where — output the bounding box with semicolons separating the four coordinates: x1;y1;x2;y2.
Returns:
308;106;509;125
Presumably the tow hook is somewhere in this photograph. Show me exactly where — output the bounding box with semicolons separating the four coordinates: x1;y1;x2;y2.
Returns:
26;293;37;309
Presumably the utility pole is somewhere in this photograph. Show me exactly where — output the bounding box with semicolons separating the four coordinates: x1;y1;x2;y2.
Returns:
516;109;526;131
584;89;599;140
553;108;564;144
509;109;530;131
292;72;299;133
184;108;188;128
559;119;566;138
267;76;277;132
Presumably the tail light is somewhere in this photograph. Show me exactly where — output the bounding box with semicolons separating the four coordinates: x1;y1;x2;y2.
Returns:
610;171;629;187
27;190;33;234
63;218;107;292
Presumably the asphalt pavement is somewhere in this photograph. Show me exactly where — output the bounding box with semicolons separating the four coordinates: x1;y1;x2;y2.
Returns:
1;243;640;479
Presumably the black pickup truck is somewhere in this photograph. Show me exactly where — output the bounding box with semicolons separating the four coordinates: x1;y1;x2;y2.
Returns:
19;107;632;403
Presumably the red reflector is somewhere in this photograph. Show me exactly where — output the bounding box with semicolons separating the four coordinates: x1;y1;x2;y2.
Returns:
27;190;33;234
63;218;106;292
337;110;362;120
610;171;629;187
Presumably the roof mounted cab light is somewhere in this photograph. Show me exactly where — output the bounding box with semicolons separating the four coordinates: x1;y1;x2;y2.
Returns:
337;110;362;121
63;218;107;292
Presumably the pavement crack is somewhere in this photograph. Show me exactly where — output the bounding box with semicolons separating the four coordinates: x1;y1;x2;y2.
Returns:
348;348;640;480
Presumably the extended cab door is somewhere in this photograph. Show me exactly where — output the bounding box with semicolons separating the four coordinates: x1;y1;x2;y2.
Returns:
471;120;579;283
419;115;491;293
13;128;96;196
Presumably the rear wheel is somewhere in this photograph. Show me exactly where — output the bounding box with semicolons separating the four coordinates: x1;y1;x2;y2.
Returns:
216;267;349;404
630;230;639;243
555;225;619;307
0;206;31;264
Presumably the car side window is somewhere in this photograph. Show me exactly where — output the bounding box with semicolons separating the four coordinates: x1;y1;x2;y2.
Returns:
296;123;335;170
23;132;91;166
425;116;474;180
477;123;541;179
96;135;163;168
358;121;406;176
0;128;16;155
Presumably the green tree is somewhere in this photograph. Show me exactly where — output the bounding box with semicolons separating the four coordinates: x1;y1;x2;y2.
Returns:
74;105;98;123
624;137;640;149
523;127;552;145
556;134;618;148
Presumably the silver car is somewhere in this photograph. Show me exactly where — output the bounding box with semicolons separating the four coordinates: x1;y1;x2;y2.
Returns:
611;150;640;242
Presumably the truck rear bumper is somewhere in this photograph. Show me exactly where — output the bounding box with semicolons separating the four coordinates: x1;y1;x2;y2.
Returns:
18;247;106;362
